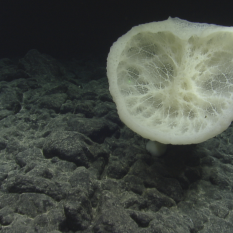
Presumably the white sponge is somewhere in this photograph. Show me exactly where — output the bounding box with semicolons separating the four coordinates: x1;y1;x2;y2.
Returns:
107;17;233;144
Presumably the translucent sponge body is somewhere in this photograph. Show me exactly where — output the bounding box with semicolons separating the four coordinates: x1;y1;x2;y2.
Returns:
107;17;233;144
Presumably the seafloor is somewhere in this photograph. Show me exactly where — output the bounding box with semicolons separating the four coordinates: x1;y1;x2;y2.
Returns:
0;50;233;233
